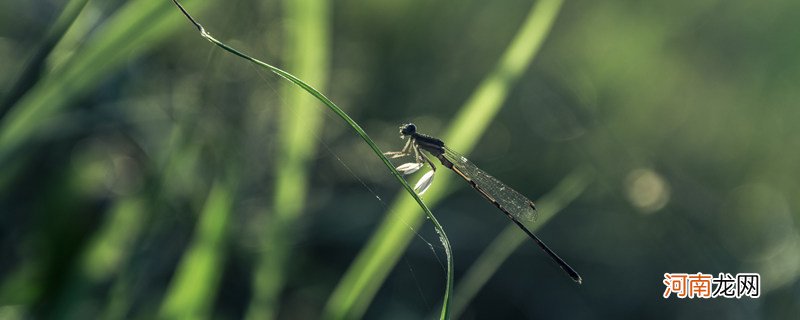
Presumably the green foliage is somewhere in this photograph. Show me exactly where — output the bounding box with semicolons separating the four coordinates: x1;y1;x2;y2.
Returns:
1;0;799;319
323;1;565;318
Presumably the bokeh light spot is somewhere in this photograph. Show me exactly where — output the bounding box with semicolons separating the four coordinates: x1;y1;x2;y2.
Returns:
625;168;670;214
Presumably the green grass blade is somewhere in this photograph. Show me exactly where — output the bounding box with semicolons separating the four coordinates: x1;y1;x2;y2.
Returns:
159;180;235;319
170;1;454;319
245;0;330;319
54;197;147;318
450;166;594;318
0;0;209;163
0;0;89;118
323;0;564;318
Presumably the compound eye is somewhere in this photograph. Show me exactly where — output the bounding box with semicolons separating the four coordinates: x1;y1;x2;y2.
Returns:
403;123;416;134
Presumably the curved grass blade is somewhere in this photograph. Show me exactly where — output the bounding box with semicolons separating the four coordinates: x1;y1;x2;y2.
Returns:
170;1;454;319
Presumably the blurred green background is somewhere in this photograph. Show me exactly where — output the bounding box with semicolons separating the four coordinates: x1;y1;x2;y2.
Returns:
1;0;798;319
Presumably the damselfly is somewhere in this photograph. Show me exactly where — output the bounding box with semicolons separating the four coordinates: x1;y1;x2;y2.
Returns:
386;123;582;284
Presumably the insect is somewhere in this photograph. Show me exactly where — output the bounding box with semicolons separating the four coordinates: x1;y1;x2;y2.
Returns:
386;123;582;284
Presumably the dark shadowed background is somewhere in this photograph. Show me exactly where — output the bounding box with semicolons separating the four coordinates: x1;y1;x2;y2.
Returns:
1;0;798;319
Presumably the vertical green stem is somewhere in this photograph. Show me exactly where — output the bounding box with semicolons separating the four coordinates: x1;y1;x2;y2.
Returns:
159;180;235;319
245;0;330;319
323;0;564;318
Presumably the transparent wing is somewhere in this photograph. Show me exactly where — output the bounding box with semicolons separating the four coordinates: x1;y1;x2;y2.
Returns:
442;147;538;222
